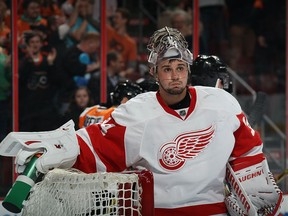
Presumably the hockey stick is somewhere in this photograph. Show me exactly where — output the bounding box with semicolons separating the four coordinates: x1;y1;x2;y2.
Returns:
275;169;288;184
247;91;267;128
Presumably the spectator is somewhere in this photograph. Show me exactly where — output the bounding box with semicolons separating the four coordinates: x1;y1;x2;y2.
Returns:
29;24;51;55
40;0;63;19
0;0;11;30
157;0;193;28
65;0;99;48
107;7;138;79
91;0;117;25
59;32;100;114
59;0;82;33
0;47;11;141
171;9;204;53
0;1;10;52
0;0;12;199
171;9;192;49
60;0;76;18
17;0;48;39
45;15;70;62
39;2;81;59
61;31;100;86
19;30;60;131
88;51;126;107
62;86;94;130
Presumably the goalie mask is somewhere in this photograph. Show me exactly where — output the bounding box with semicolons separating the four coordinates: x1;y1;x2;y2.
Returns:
110;80;143;105
147;27;193;66
191;54;233;93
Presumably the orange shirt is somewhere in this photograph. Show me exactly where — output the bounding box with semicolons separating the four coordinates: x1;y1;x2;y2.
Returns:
41;4;63;18
17;17;48;37
79;105;115;128
107;25;137;66
0;25;10;39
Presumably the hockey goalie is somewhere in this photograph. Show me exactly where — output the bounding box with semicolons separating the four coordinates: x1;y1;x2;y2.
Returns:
0;26;284;216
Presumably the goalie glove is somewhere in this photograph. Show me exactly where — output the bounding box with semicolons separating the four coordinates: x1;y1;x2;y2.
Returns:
225;154;283;216
0;120;80;174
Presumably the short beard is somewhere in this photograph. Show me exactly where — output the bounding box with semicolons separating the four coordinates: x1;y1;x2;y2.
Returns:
158;81;186;95
165;87;186;95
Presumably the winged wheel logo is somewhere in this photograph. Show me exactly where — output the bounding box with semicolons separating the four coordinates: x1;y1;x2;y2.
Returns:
158;125;215;171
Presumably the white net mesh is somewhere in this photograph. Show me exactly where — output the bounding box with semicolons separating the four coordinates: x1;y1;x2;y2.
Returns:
22;169;145;216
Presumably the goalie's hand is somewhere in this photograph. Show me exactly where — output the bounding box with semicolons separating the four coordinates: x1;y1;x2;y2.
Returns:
0;120;80;174
226;154;283;216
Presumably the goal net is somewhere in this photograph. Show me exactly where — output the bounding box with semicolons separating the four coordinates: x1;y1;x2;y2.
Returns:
21;168;154;216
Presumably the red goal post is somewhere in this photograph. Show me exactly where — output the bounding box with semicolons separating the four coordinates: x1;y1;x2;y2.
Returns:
21;169;154;216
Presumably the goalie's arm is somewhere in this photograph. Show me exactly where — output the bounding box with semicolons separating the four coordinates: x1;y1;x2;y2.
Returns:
225;112;283;215
0;117;133;175
0;120;80;174
73;119;131;173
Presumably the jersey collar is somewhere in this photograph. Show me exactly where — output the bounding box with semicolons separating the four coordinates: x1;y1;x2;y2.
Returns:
156;87;197;120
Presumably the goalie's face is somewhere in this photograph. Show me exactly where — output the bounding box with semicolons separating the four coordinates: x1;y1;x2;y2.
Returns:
156;59;189;104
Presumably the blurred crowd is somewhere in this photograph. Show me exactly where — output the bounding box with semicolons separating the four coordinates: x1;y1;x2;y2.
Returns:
157;0;285;94
0;0;286;136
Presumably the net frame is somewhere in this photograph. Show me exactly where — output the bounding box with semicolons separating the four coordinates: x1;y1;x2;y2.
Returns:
22;168;154;216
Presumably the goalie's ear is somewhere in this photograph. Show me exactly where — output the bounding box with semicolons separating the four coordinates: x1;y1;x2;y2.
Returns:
149;67;155;76
149;67;159;81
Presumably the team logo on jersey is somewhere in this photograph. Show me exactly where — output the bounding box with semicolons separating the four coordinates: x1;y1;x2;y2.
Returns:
158;125;215;171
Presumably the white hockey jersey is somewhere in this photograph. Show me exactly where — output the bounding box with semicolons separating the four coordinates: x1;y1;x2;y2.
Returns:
74;86;263;215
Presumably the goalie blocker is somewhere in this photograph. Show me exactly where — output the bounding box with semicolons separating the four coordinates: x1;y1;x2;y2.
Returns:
0;120;80;213
225;153;283;216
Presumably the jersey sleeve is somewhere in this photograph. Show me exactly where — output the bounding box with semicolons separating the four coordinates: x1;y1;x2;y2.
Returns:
231;112;263;158
73;117;134;173
73;95;151;174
